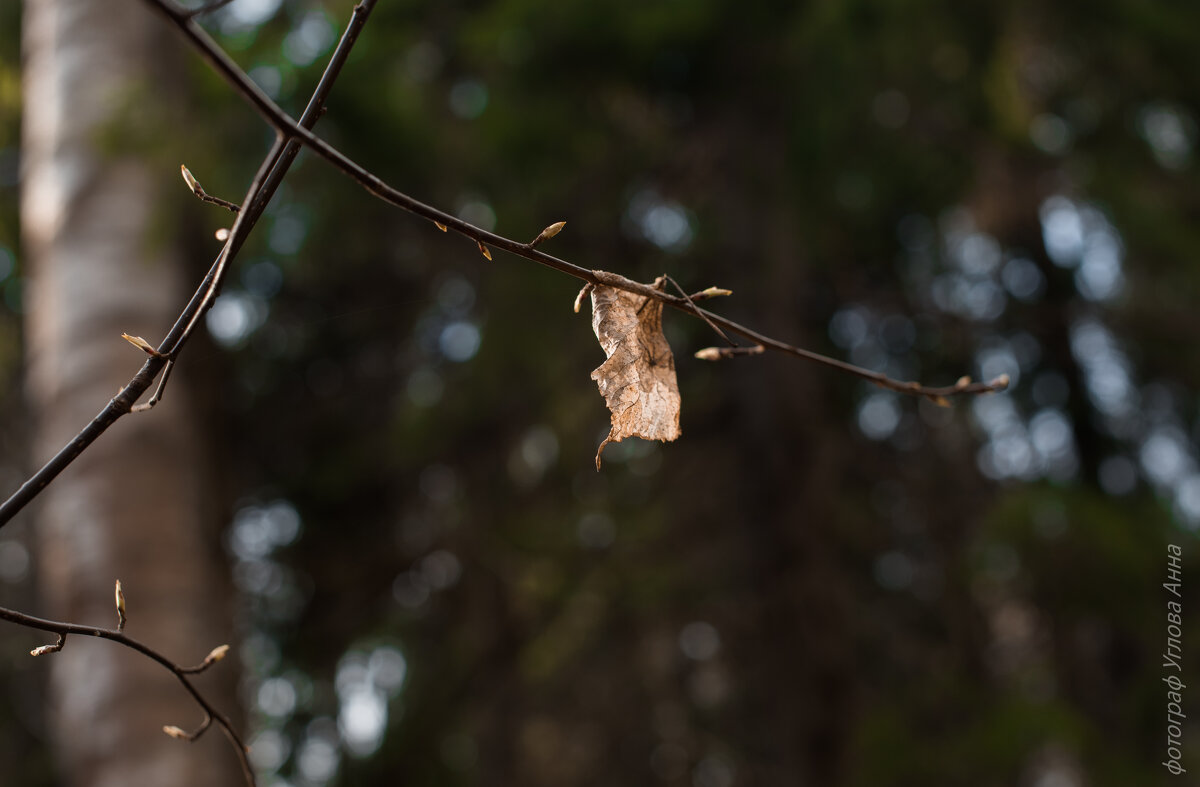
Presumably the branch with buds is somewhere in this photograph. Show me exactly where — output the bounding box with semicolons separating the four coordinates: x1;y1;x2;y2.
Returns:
0;0;1010;528
137;0;1010;403
0;584;249;784
0;3;387;786
0;0;379;528
0;1;1019;785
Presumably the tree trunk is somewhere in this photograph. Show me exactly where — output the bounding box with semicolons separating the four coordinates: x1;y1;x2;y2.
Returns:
20;0;239;784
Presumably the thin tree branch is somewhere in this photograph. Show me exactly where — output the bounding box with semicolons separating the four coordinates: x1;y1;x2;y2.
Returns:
0;601;251;785
664;274;734;346
0;2;1012;783
182;0;237;19
181;165;240;213
139;0;1010;402
0;0;379;528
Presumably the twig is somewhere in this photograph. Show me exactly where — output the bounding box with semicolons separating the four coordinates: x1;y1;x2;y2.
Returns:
528;220;566;249
0;599;250;785
140;0;1009;402
0;0;379;528
131;358;175;413
181;165;240;213
182;0;236;19
695;345;765;361
664;274;734;346
688;286;733;301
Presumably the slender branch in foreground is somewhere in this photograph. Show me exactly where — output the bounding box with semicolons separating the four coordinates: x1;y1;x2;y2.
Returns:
0;0;378;528
141;0;1010;400
182;0;236;19
0;591;249;785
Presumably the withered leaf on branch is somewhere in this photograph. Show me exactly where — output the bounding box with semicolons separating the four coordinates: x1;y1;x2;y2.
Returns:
588;276;681;469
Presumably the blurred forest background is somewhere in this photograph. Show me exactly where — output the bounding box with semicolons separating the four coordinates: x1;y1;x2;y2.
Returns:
2;0;1200;785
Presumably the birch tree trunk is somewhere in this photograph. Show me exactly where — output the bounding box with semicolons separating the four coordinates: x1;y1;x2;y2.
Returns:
21;0;239;784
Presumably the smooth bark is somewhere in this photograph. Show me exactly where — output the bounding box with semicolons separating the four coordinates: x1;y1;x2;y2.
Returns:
21;0;237;784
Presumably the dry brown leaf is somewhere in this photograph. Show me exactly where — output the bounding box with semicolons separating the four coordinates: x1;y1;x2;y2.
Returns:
588;276;681;468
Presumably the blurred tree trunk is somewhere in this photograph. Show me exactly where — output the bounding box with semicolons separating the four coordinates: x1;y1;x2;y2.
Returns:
20;0;239;785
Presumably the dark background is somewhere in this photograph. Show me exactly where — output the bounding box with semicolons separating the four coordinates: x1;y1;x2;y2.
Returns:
2;0;1200;784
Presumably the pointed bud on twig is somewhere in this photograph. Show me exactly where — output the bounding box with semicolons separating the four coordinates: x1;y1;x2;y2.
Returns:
954;375;972;390
121;334;167;359
215;228;230;242
31;634;65;656
163;725;190;740
695;345;764;361
989;373;1010;390
204;644;230;665
180;165;239;213
929;395;951;408
434;221;447;232
695;286;733;300
573;283;594;314
477;241;492;261
530;220;566;248
115;579;126;631
181;165;201;195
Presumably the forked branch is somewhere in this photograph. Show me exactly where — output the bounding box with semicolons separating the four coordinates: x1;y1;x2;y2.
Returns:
0;588;250;785
0;2;1012;784
0;0;379;528
140;0;1011;402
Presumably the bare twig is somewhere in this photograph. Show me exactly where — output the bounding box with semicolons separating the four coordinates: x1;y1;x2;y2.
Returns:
131;358;175;413
181;0;236;19
0;1;1012;782
0;601;250;785
0;0;379;528
664;274;734;346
